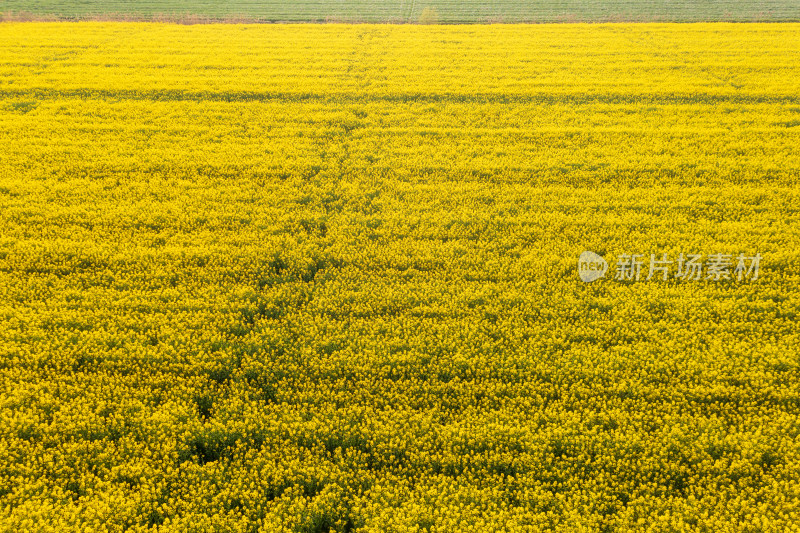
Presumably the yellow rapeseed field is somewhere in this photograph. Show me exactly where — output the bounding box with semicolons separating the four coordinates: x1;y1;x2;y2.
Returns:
0;22;799;532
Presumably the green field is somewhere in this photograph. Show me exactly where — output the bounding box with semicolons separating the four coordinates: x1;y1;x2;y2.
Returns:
2;0;800;22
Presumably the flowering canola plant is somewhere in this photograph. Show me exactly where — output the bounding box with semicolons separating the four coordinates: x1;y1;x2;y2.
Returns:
0;22;799;532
